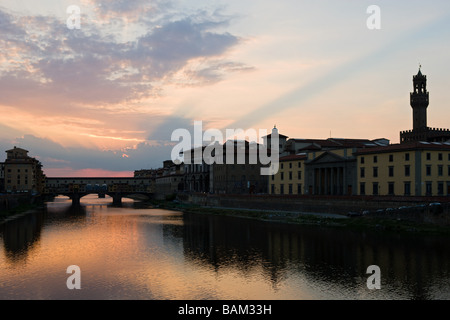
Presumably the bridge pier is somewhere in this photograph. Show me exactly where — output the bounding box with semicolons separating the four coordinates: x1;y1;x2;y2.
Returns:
71;193;81;205
112;194;122;205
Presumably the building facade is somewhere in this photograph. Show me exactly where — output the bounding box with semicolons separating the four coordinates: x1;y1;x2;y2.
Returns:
304;148;359;196
155;160;185;197
269;137;389;196
210;140;269;194
356;142;450;196
269;154;306;195
2;147;45;194
183;147;210;193
0;162;4;193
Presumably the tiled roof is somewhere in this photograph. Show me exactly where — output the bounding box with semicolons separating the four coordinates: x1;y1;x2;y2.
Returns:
355;141;450;155
279;154;307;162
289;138;383;149
290;139;340;147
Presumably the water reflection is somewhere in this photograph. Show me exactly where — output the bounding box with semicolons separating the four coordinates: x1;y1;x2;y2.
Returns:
1;211;44;264
181;213;450;300
0;195;449;300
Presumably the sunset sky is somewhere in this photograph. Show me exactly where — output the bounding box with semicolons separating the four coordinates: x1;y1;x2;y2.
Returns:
1;0;450;177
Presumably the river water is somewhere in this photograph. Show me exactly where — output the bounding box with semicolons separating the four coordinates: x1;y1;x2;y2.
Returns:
0;194;449;300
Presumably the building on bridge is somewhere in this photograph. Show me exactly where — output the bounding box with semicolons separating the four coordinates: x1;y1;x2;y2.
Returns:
0;147;46;194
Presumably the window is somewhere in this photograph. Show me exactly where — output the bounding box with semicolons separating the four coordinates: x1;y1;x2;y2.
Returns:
281;172;284;180
271;175;274;181
289;163;292;169
281;163;284;169
360;167;365;178
438;165;443;176
448;165;450;176
361;157;365;164
271;184;275;194
372;182;379;196
388;182;395;195
297;171;302;180
405;153;410;161
373;156;378;163
426;165;432;176
438;153;443;161
360;182;366;195
373;167;378;178
289;184;293;194
426;182;432;196
405;165;410;177
389;166;394;177
289;171;292;180
438;182;444;196
426;153;431;160
280;184;284;195
404;182;411;196
297;184;302;195
389;154;394;162
298;162;302;168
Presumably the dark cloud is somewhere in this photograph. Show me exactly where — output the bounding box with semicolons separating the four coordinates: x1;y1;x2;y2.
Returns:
0;6;245;109
0;4;249;174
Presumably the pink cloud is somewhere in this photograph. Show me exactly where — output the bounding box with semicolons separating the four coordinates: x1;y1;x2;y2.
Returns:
44;167;134;178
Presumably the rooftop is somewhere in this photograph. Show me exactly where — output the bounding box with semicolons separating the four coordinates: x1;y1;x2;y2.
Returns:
355;141;450;155
279;154;307;162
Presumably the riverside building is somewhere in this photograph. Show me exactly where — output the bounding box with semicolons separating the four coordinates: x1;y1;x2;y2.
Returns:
269;69;450;197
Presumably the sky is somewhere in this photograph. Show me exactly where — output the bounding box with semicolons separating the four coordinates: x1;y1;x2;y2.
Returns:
1;0;450;177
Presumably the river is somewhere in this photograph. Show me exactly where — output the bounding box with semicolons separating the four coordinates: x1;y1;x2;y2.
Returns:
0;194;449;300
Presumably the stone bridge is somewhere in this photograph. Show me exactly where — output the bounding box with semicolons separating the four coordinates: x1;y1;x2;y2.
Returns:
45;177;153;205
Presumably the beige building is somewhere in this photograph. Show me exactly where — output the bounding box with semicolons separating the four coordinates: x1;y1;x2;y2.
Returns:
2;147;46;194
269;135;389;196
269;154;306;195
356;142;450;196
